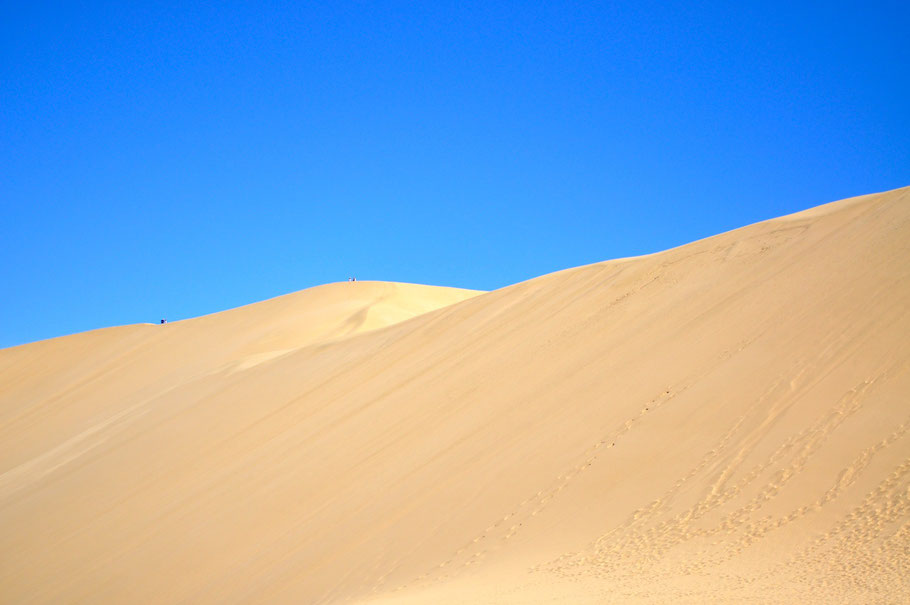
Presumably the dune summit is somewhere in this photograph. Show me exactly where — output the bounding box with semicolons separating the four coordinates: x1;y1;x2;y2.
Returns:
2;186;909;604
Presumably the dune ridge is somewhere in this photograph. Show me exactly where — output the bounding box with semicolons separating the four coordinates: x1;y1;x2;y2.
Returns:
1;186;909;603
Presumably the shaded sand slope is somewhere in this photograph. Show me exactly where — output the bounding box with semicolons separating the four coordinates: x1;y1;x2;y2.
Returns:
1;187;909;604
0;281;480;501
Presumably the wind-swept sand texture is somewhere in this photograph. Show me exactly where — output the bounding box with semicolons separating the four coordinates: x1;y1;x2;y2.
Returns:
2;186;909;604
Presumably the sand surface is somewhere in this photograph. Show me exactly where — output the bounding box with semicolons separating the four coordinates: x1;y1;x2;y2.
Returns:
2;187;909;603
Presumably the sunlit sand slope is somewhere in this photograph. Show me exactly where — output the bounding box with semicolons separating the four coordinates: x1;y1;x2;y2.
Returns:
1;186;908;604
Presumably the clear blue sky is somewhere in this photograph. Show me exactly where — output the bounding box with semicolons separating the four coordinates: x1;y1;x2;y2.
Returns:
2;1;908;347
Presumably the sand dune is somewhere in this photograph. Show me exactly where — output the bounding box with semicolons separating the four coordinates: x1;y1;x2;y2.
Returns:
2;186;909;604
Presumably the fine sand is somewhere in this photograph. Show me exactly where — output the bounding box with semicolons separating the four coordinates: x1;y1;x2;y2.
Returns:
1;186;909;603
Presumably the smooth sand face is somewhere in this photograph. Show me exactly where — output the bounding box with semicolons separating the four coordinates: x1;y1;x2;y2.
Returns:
1;186;909;604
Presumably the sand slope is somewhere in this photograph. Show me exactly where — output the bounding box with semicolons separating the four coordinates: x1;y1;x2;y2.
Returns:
1;187;909;604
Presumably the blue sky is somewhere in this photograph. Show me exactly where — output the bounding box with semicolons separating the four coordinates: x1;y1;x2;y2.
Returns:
2;1;908;347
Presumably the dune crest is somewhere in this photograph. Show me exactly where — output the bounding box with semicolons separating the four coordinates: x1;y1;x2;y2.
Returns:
1;186;909;604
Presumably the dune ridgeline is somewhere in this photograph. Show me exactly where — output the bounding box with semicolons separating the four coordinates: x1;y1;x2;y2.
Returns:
1;186;909;604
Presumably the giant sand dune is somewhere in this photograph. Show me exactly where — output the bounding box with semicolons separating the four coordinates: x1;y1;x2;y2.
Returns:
2;186;909;603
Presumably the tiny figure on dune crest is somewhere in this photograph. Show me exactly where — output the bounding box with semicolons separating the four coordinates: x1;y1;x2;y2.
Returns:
348;276;356;282
160;318;167;324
